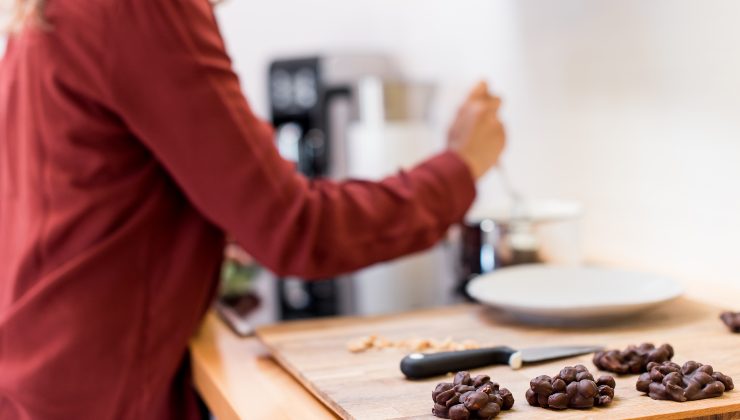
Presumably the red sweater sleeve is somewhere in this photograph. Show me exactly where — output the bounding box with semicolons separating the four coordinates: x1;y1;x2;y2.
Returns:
104;0;476;278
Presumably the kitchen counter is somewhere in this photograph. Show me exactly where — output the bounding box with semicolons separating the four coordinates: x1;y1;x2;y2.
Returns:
189;312;336;419
189;281;739;420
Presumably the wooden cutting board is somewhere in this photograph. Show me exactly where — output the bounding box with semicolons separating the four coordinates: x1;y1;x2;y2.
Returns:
256;298;740;419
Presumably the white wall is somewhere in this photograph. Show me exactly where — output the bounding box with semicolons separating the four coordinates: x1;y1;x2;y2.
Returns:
215;0;519;138
502;0;740;289
3;2;735;289
215;0;740;289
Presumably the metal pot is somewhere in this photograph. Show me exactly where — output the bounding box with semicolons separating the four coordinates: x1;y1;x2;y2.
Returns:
455;199;583;298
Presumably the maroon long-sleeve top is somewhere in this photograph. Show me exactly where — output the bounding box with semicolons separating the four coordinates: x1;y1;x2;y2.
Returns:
0;0;476;418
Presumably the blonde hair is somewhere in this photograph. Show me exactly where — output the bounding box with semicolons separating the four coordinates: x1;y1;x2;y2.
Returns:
3;0;46;33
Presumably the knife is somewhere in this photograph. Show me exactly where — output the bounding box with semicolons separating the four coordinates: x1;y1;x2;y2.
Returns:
400;345;603;379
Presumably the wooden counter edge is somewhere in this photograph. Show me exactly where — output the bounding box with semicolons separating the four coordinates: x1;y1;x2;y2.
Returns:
189;312;336;420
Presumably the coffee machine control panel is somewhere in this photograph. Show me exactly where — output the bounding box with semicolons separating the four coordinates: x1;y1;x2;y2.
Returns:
270;63;319;113
269;58;329;178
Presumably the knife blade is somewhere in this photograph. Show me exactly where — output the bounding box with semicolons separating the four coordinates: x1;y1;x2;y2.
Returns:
400;345;603;379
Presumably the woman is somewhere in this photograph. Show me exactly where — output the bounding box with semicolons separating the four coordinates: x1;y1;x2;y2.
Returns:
0;0;505;418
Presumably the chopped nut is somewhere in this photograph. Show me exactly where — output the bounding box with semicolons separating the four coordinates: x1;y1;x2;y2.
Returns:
346;335;374;353
347;335;480;353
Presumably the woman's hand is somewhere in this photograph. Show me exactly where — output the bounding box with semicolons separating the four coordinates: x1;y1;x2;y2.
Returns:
447;81;506;180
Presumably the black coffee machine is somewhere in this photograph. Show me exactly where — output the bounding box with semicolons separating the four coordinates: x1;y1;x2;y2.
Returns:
268;55;396;320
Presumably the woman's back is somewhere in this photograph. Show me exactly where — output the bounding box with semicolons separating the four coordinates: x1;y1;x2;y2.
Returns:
0;1;224;418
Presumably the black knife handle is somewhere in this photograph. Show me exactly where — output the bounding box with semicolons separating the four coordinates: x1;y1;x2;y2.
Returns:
400;346;520;379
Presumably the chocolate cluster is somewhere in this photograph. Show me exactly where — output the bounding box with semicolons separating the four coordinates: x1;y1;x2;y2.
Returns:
432;371;514;420
636;361;734;402
593;343;674;374
721;312;740;333
525;365;615;410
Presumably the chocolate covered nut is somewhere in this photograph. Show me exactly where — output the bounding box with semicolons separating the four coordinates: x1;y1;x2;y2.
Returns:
454;371;472;386
559;367;577;383
487;393;503;408
445;393;461;408
449;404;470;420
433;403;449;418
595;385;614;405
552;378;566;393
578;380;598;398
436;388;457;405
547;392;569;409
455;384;475;394
498;388;515;410
472;374;491;387
464;391;489;411
713;371;735;390
434;383;454;401
432;372;514;419
458;391;474;405
576;371;594;381
636;360;735;402
593;343;674;374
721;311;740;333
477;402;501;418
574;364;589;372
526;365;615;410
525;388;537;406
477;383;494;395
597;375;617;389
566;381;577;399
532;375;554;394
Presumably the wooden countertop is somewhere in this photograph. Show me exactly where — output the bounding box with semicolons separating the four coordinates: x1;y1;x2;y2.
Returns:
189;281;739;420
189;312;336;419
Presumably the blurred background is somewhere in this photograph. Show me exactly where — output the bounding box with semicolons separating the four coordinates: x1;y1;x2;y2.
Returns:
211;0;740;327
6;0;738;326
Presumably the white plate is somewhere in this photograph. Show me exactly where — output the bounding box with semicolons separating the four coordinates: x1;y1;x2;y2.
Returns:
466;265;684;324
467;198;583;224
